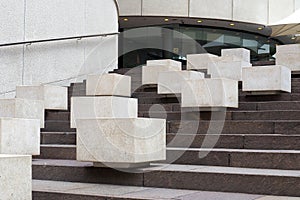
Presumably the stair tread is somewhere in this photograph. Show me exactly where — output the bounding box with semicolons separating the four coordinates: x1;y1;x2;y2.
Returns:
41;132;76;134
32;159;300;177
40;132;300;136
168;147;300;154
39;144;300;154
33;179;300;200
40;144;75;148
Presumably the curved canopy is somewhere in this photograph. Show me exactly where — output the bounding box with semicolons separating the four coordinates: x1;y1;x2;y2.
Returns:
269;9;300;38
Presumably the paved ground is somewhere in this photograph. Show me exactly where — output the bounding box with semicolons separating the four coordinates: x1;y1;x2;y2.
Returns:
33;180;300;200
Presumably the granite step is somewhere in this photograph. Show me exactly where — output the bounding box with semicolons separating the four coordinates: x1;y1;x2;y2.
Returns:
231;110;300;120
32;159;300;197
231;101;300;111
132;82;300;94
33;180;299;200
167;134;300;150
139;110;300;121
41;132;76;145
36;145;300;170
42;120;300;135
45;110;70;121
168;120;300;135
40;132;300;150
138;103;181;112
36;144;76;160
139;111;230;121
139;101;300;112
239;94;300;102
167;147;300;170
134;94;300;104
42;120;75;132
137;96;180;104
132;88;300;100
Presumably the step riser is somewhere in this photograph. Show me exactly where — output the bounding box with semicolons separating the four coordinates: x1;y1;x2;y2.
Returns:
40;133;300;150
168;121;300;135
135;94;300;105
140;111;300;121
33;192;129;200
231;111;300;120
239;95;300;102
144;171;300;197
168;150;300;170
139;102;300;111
43;121;300;135
42;122;75;133
37;147;300;170
168;121;273;135
45;112;70;121
133;89;300;99
33;165;144;186
167;135;300;150
139;112;231;121
35;147;76;160
32;165;300;197
41;133;76;145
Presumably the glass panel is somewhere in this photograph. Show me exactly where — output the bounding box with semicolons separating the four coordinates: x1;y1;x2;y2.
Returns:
119;24;280;68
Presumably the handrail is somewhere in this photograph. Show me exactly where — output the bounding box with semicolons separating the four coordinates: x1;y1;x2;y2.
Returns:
0;32;119;47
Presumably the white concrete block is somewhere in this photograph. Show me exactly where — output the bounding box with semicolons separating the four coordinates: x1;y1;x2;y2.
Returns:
143;60;182;85
0;118;40;155
209;60;252;81
71;96;138;128
0;155;31;200
147;59;182;68
242;65;291;93
16;85;68;110
86;74;131;97
181;78;238;108
142;0;189;17
276;44;300;71
158;71;205;94
76;118;166;166
187;53;221;70
221;48;251;63
0;98;44;128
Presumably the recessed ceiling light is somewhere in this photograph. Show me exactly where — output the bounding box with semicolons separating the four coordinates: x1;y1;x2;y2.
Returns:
123;18;128;21
229;23;235;26
164;18;169;22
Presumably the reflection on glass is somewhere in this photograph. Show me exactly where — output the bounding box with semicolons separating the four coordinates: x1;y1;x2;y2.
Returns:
119;25;280;68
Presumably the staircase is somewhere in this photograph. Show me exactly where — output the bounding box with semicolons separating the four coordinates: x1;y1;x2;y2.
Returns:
32;68;300;199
